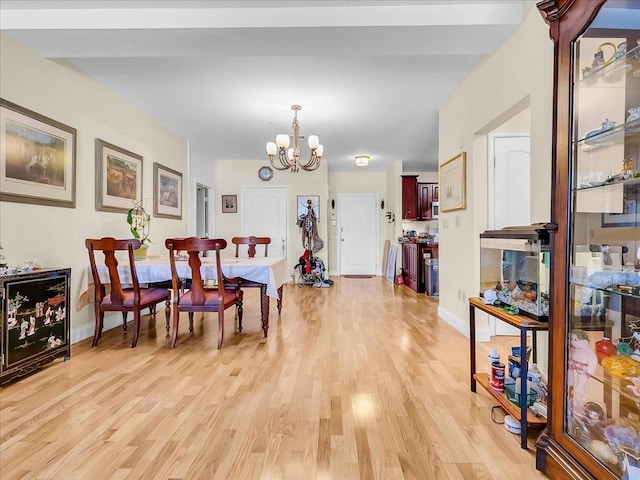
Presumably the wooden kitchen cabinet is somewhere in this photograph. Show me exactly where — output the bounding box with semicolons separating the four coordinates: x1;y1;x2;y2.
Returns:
418;182;438;220
401;175;418;220
403;175;439;221
402;243;439;293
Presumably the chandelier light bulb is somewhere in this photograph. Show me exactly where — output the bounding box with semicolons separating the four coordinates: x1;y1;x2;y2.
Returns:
316;144;324;158
308;135;319;149
266;142;277;156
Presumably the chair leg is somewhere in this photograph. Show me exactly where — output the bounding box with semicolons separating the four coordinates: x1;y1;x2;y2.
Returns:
165;299;171;335
188;313;194;333
92;307;104;347
236;300;243;333
122;312;128;331
217;310;224;349
131;310;141;348
170;307;180;349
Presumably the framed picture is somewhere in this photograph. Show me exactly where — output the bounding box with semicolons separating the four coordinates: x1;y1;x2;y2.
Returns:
0;98;77;208
439;151;466;213
602;190;639;228
153;162;182;219
222;194;237;213
95;138;143;213
297;195;320;220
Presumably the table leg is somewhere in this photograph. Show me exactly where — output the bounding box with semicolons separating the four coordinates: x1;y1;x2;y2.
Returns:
520;327;529;449
470;303;476;392
260;284;269;337
277;285;283;315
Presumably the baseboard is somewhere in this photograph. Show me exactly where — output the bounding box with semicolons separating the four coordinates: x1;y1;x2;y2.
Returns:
70;315;122;345
438;305;490;342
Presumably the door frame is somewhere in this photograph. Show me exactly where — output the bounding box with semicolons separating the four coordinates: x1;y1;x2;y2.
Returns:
487;132;530;230
487;132;531;336
337;193;379;275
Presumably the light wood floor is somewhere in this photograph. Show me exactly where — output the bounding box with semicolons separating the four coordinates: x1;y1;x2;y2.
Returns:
0;277;547;480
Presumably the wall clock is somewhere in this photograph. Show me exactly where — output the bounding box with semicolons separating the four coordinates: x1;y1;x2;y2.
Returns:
258;166;273;181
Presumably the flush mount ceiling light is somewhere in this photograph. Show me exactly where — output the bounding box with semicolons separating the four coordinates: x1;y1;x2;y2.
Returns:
266;104;323;173
355;155;370;167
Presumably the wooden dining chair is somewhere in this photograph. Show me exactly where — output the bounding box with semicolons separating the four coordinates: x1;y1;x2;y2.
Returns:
230;236;281;318
232;236;271;259
165;237;243;349
85;237;171;348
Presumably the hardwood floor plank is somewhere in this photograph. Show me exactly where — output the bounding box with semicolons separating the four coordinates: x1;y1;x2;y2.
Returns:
0;278;546;479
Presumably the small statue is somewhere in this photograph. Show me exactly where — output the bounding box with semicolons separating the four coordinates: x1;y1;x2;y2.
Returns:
568;329;598;395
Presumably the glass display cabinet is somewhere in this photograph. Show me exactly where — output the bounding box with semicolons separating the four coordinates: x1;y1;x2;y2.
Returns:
537;1;640;479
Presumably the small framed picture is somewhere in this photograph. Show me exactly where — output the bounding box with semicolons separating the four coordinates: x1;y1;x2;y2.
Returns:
222;194;237;213
153;162;182;219
95;138;143;213
297;195;320;221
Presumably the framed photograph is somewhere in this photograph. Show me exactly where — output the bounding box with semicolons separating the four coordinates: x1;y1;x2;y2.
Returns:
439;151;466;213
95;138;143;213
0;98;77;208
222;194;237;213
153;162;182;219
602;190;639;228
297;195;320;220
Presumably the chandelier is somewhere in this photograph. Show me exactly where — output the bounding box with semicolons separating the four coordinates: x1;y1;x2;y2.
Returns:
266;104;323;172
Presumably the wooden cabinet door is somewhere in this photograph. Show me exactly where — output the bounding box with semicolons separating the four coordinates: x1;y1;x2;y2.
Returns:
418;183;431;220
402;244;419;292
401;175;418;220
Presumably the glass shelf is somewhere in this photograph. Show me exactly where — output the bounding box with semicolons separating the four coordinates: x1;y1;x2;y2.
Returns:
578;43;640;85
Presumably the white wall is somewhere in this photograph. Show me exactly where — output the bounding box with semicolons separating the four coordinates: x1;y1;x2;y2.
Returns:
437;9;554;344
0;34;189;343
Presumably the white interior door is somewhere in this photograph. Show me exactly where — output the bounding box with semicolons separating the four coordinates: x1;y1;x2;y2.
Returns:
338;194;378;275
241;186;288;259
196;183;209;238
489;134;530;335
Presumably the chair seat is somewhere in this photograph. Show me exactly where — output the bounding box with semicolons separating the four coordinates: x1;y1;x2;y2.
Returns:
101;288;171;310
176;288;239;309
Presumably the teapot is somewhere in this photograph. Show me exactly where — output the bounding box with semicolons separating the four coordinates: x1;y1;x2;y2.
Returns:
600;118;616;131
628;107;640;123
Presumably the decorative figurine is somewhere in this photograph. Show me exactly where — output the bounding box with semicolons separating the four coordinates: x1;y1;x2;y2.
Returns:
568;329;598;395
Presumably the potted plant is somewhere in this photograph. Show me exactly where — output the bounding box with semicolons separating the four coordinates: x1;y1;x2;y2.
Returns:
127;201;151;260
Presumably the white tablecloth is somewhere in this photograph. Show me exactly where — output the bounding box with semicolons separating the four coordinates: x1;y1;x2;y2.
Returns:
78;255;291;309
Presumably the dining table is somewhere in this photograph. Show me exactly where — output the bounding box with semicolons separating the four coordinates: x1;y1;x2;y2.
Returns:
78;255;291;337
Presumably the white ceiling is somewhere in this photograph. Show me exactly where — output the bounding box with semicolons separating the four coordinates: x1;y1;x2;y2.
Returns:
0;1;532;173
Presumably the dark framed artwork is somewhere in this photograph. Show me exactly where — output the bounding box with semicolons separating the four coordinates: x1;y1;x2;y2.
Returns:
297;195;320;220
153;162;182;219
95;138;143;213
222;194;237;213
0;98;77;208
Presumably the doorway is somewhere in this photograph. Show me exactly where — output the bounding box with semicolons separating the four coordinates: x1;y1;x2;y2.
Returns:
241;186;288;259
338;194;378;275
488;133;531;335
196;183;210;238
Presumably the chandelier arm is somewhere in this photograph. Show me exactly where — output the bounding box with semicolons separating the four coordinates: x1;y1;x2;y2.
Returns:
298;151;321;171
268;150;291;171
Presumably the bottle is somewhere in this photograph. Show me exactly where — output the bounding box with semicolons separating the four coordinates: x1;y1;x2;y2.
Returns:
488;348;500;375
527;363;542;400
